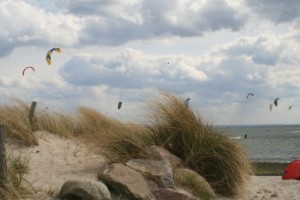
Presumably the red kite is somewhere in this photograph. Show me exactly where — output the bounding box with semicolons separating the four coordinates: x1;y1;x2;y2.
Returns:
282;160;300;180
22;66;35;76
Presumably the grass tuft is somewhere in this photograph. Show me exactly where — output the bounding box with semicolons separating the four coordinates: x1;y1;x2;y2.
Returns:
0;100;38;145
0;154;32;200
146;93;253;197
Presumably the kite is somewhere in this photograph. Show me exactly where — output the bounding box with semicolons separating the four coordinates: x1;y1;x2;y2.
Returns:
269;104;273;112
184;98;190;107
274;98;280;107
289;106;292;110
118;101;122;110
22;66;35;76
246;93;254;99
46;48;61;65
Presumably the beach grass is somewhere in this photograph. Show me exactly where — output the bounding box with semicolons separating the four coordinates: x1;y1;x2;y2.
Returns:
145;92;253;197
0;154;32;200
253;162;289;176
0;93;254;198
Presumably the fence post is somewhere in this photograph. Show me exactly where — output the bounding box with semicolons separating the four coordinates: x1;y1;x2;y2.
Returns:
29;101;37;131
0;124;8;188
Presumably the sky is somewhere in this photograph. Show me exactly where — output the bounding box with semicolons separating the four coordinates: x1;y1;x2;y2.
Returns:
1;0;300;125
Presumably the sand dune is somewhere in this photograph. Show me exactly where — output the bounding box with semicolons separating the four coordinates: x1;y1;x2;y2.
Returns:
6;131;106;199
6;131;300;200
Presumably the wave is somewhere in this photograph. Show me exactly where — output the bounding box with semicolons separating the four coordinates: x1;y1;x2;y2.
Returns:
229;136;243;140
289;130;300;134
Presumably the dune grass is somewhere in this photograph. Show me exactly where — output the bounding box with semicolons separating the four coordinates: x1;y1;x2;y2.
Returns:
0;100;38;145
0;154;32;200
144;93;253;197
0;93;253;198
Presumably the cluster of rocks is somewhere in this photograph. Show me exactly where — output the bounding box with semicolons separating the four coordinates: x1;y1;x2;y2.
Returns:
58;145;217;200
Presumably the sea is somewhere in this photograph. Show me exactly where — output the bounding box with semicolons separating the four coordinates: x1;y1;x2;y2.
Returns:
217;124;300;163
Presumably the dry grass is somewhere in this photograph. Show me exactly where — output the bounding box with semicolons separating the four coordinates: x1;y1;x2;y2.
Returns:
0;93;253;198
145;93;253;197
97;122;152;163
0;100;38;145
0;154;32;200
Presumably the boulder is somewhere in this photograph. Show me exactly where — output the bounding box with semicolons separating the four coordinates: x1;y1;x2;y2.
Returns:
174;168;216;199
143;145;182;168
59;180;111;200
100;163;155;200
126;159;174;189
155;188;198;200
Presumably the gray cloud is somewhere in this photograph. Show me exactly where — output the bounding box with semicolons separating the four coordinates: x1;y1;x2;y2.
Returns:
61;0;247;45
245;0;300;23
59;49;208;89
221;35;283;65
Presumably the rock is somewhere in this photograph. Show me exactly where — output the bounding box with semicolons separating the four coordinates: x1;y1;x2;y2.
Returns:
270;193;278;198
59;180;111;200
143;145;182;168
155;188;198;200
174;168;216;199
126;159;174;189
100;163;155;200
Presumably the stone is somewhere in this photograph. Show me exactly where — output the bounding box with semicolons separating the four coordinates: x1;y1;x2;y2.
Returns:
126;159;174;189
155;188;199;200
59;179;111;200
100;163;155;200
143;145;182;168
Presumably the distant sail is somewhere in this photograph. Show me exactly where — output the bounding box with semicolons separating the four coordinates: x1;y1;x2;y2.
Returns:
184;98;190;107
246;93;254;99
274;98;280;107
118;101;122;109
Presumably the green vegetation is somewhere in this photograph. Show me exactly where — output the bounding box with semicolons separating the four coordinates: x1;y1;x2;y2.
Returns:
0;155;32;200
174;168;216;200
253;162;288;176
0;93;254;198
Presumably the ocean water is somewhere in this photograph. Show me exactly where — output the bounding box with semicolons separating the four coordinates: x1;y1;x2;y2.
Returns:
217;124;300;163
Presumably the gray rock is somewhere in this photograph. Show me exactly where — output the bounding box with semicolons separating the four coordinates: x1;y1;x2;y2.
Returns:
126;159;174;189
100;163;155;200
143;145;182;168
155;188;199;200
59;180;111;200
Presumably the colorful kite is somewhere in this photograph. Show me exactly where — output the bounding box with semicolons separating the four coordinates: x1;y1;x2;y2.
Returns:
46;48;61;65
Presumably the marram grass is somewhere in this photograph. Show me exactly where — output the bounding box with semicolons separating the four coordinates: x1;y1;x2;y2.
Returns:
0;94;253;198
145;93;253;197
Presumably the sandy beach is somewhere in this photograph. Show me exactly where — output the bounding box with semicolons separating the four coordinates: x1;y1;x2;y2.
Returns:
6;131;300;200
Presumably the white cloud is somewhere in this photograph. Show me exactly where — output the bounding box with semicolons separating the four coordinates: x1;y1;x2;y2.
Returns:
1;0;300;125
0;0;81;56
59;48;208;88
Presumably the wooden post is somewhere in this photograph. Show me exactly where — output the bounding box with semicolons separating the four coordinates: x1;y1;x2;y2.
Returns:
0;124;8;188
29;101;37;131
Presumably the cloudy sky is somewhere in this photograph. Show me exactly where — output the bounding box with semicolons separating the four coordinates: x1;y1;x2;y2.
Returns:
1;0;300;125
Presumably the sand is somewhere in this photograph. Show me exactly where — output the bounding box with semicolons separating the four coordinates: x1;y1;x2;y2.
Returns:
6;131;106;199
5;131;300;200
